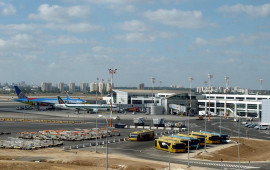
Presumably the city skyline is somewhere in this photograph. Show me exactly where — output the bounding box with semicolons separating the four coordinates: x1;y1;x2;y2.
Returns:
0;1;269;89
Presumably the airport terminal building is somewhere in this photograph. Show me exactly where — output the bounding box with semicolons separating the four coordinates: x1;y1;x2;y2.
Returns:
198;94;270;118
103;89;270;119
104;89;198;115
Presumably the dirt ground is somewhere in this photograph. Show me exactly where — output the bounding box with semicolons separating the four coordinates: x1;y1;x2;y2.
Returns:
0;148;196;170
0;138;269;169
193;137;270;162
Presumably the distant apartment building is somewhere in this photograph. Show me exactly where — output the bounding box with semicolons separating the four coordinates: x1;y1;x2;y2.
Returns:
41;82;52;92
99;82;105;93
89;82;97;92
137;83;144;90
58;82;65;93
80;82;87;93
106;82;115;92
69;82;75;93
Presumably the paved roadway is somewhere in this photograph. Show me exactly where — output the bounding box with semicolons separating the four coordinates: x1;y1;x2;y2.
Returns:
0;102;270;169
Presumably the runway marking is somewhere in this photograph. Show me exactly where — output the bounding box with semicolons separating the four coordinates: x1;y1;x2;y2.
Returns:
187;161;260;169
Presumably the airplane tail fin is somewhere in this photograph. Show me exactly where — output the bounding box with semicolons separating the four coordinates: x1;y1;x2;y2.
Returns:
65;91;71;100
57;96;65;104
14;86;27;98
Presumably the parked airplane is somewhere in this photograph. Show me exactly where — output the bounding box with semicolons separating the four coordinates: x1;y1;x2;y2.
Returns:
13;86;86;107
55;96;117;113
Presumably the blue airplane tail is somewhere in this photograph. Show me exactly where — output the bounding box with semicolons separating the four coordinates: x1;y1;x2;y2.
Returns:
14;86;27;99
65;91;71;100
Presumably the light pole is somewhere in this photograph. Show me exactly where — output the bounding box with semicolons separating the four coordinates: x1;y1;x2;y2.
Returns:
238;116;240;169
259;79;263;95
188;76;193;167
98;115;109;170
151;77;156;104
208;73;213;121
162;142;170;170
108;68;117;127
95;77;99;153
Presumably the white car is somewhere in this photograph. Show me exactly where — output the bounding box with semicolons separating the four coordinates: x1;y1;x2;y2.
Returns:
255;125;269;130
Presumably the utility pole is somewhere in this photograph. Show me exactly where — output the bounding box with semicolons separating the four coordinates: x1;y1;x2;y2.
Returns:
95;77;99;153
151;77;155;104
188;77;193;167
108;68;117;127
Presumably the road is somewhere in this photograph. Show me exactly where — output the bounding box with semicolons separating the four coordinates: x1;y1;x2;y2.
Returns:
0;102;270;169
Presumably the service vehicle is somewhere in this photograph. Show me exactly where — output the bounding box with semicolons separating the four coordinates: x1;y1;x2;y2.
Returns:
199;131;230;143
128;130;154;141
155;138;186;153
191;131;221;144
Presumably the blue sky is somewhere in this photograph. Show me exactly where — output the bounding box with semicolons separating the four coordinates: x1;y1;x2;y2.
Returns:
0;0;270;90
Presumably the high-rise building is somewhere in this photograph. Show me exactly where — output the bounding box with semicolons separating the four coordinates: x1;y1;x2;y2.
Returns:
58;82;65;92
41;82;52;92
106;82;111;92
80;82;87;93
89;82;97;92
137;83;144;90
99;82;105;93
69;82;75;93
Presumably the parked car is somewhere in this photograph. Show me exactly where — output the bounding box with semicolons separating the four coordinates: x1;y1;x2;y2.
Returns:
245;123;252;127
248;124;258;128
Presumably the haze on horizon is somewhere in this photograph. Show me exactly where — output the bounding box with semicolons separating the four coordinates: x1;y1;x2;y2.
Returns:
0;0;269;90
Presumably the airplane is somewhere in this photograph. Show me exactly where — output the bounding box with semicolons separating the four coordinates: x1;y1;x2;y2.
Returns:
13;86;86;108
55;96;117;113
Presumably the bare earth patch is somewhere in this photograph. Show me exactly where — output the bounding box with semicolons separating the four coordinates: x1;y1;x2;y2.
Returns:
0;148;189;170
193;137;270;162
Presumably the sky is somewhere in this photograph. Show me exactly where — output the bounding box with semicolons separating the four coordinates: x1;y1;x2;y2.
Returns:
0;0;270;90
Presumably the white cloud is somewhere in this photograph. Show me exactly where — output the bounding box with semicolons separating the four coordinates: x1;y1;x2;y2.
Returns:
48;36;88;45
115;31;178;42
46;23;104;32
92;46;118;53
118;20;149;32
193;33;270;46
83;0;149;4
115;33;156;42
0;2;16;15
218;3;270;17
0;24;35;31
29;4;90;23
143;9;216;28
0;34;43;52
109;4;136;13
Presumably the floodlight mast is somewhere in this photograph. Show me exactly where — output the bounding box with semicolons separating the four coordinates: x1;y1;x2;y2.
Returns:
259;79;263;95
151;77;156;104
95;77;99;153
208;74;213;121
108;68;117;127
188;76;193;167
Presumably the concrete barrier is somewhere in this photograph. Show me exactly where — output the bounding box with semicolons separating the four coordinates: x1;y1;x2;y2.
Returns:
78;144;84;148
130;126;135;128
71;145;77;149
158;127;165;130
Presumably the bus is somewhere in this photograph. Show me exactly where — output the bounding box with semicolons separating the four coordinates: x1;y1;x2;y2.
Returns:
176;134;205;147
170;135;200;149
128;130;154;141
191;131;221;144
155;138;186;153
199;131;230;143
159;136;190;149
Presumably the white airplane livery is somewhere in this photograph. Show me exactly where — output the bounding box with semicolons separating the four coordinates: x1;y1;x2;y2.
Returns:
55;96;117;113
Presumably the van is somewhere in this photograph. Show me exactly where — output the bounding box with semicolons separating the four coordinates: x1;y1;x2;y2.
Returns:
255;124;269;130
